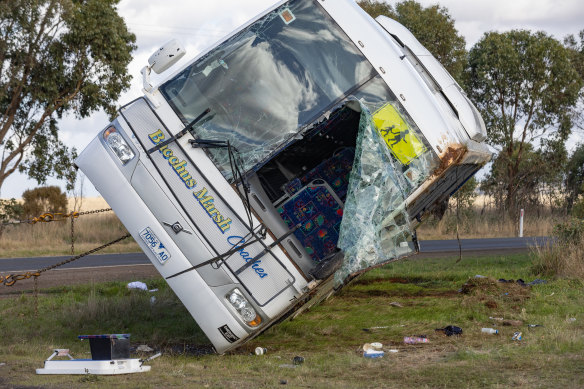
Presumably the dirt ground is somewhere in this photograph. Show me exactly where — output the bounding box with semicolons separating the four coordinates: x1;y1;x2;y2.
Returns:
0;264;160;297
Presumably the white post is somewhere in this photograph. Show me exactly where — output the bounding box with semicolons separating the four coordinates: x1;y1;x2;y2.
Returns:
519;209;524;238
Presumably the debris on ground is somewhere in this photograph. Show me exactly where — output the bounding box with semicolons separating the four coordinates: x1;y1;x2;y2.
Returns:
292;356;304;365
435;325;463;336
255;347;267;356
362;326;390;332
497;278;547;287
363;350;384;358
389;302;404;308
527;324;543;328
511;331;522;341
363;343;383;353
460;277;531;308
404;336;429;344
136;345;154;353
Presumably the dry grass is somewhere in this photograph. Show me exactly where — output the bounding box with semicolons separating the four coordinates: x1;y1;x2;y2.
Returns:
532;241;584;279
0;195;564;258
0;197;139;257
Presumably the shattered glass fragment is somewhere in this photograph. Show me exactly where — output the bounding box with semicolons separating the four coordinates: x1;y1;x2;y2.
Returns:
335;100;436;284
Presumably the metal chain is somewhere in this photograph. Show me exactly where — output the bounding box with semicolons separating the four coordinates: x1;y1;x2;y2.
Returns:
71;216;75;256
1;233;131;287
77;208;113;216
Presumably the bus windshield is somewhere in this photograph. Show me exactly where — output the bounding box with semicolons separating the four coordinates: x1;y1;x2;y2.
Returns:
159;0;375;179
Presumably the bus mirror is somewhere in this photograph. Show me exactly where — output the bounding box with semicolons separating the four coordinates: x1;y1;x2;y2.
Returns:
148;39;186;74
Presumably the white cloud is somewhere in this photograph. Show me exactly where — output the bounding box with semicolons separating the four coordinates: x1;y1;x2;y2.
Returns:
3;0;583;198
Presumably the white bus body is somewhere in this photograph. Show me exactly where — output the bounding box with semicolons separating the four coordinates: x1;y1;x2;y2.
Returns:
76;0;490;353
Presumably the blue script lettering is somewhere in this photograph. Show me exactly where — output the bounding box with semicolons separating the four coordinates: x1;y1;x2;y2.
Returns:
227;236;268;279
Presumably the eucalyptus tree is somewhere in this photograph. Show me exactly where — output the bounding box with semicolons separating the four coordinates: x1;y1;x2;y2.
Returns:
0;0;136;193
468;30;583;215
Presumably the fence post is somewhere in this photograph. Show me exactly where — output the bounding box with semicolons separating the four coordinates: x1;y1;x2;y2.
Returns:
519;209;524;238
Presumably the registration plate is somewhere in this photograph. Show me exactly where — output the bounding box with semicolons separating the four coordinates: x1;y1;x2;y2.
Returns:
139;227;171;264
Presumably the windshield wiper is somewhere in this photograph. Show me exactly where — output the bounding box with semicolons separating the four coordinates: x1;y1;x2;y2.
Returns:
147;108;211;154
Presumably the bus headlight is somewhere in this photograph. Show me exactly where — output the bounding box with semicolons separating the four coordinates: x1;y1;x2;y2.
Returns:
227;288;262;327
103;127;135;164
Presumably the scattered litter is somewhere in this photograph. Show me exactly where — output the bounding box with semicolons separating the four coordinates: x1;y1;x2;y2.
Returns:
127;281;158;292
0;363;5;367
545;292;555;298
511;331;522;341
387;349;399;353
280;379;288;385
136;345;154;353
404;336;428;344
390;302;404;308
362;326;390;332
568;318;577;322
127;281;148;291
363;343;383;352
497;278;547;287
527;324;543;328
528;279;547;286
474;275;486;278
481;328;499;335
363;350;384;359
255;347;267;356
36;334;152;375
292;356;304;365
489;317;504;321
435;325;463;336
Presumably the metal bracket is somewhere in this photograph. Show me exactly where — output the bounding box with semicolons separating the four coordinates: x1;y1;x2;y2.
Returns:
163;221;192;235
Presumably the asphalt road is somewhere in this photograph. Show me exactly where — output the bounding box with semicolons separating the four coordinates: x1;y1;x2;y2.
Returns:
0;237;552;273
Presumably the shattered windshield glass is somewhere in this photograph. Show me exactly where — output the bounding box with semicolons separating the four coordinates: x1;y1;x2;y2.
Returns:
159;0;375;180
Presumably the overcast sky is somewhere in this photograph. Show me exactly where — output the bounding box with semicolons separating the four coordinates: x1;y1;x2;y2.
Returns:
2;0;583;198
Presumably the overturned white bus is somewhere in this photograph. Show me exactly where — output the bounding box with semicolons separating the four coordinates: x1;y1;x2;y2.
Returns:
76;0;491;353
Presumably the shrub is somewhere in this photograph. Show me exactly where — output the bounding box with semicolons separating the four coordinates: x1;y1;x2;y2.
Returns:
532;218;584;279
553;218;584;244
22;186;67;218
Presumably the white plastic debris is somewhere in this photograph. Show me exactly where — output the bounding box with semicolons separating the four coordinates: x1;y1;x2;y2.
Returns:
136;345;154;352
127;281;148;291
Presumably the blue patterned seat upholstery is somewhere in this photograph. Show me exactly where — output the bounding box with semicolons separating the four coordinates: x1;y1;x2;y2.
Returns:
277;181;343;263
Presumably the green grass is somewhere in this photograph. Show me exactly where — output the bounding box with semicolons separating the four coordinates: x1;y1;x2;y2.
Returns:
1;253;583;388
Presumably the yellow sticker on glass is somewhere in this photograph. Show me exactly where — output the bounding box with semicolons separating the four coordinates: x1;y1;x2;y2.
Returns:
372;103;427;165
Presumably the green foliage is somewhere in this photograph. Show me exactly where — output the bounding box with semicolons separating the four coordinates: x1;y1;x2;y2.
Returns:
357;0;467;84
563;30;584;132
452;176;478;211
0;0;136;192
480;142;566;211
565;143;584;213
553;218;584;245
22;186;68;218
572;197;584;218
0;197;23;237
468;30;583;214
